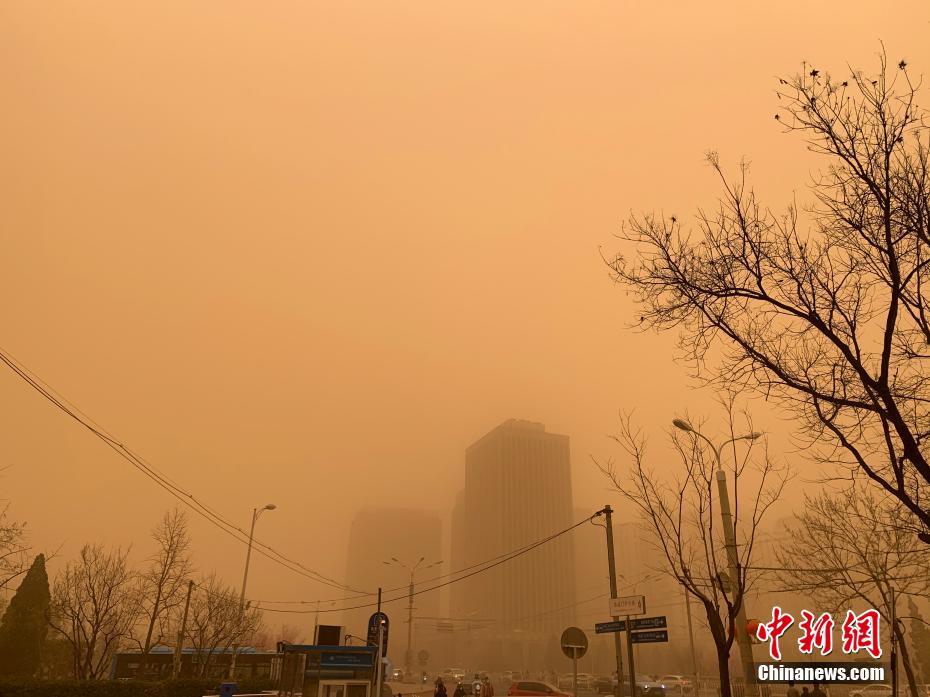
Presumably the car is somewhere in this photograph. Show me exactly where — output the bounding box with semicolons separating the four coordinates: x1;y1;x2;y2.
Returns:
850;686;891;697
609;673;644;696
509;681;572;697
635;675;665;697
658;676;694;696
558;674;596;691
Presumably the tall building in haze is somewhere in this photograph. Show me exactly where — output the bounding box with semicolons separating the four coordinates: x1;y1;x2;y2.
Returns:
459;419;576;670
343;508;442;667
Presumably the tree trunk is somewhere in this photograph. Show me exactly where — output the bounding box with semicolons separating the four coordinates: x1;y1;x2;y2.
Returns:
716;647;732;697
704;604;732;697
896;622;919;697
142;586;163;654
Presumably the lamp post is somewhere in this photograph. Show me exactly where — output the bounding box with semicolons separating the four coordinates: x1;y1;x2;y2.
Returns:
673;419;760;695
384;556;442;679
229;503;276;679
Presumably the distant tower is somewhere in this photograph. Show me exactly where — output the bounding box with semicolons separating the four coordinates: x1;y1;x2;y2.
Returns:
343;508;442;666
461;419;576;670
450;491;467;618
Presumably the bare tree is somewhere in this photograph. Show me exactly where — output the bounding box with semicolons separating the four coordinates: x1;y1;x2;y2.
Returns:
255;623;303;650
184;575;263;678
278;623;302;644
48;544;139;679
775;486;930;697
132;508;194;654
598;401;789;697
608;53;930;541
0;503;29;591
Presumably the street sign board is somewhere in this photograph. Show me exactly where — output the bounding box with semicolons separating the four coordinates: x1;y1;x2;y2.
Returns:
595;616;666;634
631;630;668;644
367;612;390;654
323;651;377;666
560;626;588;659
632;615;666;630
609;595;646;617
418;649;429;666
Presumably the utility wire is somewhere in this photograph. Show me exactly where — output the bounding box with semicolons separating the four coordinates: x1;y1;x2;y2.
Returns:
256;514;596;615
0;346;366;595
252;509;608;606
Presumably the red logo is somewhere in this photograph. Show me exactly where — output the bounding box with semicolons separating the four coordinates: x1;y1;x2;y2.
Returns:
756;607;882;660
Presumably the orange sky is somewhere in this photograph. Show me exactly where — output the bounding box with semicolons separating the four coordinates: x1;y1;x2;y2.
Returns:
1;1;929;632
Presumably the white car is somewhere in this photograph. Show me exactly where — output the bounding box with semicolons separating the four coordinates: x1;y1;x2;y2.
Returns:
658;676;694;695
850;686;891;697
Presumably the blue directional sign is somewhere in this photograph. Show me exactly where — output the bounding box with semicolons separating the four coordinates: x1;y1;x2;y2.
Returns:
323;651;377;667
595;616;666;634
631;630;668;644
632;616;667;630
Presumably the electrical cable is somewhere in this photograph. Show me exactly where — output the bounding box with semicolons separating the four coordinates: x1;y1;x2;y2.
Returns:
255;514;596;614
0;346;367;595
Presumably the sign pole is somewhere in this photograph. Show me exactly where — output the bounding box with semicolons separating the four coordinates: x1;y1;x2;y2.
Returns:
375;588;383;697
625;615;636;697
603;506;624;697
684;590;699;689
573;647;579;697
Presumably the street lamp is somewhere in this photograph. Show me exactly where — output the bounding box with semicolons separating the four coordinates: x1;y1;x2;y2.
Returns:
230;503;276;678
672;418;760;693
384;556;442;679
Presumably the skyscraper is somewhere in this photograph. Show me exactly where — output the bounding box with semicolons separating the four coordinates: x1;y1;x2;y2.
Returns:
343;508;442;668
459;419;576;670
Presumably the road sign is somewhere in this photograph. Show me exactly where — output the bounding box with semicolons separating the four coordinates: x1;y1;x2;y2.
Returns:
609;595;646;616
418;649;429;666
631;630;668;644
367;612;390;653
595;615;666;634
560;626;588;659
632;615;666;630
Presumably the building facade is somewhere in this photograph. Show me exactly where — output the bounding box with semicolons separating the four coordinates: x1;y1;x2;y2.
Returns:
343;507;443;669
458;419;576;671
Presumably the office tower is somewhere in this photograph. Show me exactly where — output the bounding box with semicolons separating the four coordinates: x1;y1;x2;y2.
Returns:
343;507;442;668
460;419;576;670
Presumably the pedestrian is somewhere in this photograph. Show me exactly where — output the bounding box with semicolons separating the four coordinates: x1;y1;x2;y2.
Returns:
801;687;810;697
811;683;826;697
435;678;448;697
786;682;799;697
453;683;465;697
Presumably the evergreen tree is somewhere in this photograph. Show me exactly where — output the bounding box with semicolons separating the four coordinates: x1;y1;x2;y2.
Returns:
0;554;51;677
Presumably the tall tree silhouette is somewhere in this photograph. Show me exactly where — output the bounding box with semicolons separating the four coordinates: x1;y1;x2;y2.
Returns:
0;554;51;677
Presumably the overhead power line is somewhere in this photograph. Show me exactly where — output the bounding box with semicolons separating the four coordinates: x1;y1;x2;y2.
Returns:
254;509;608;607
256;514;596;615
0;345;366;595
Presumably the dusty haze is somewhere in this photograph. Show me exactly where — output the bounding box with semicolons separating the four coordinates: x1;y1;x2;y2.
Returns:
1;0;929;635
